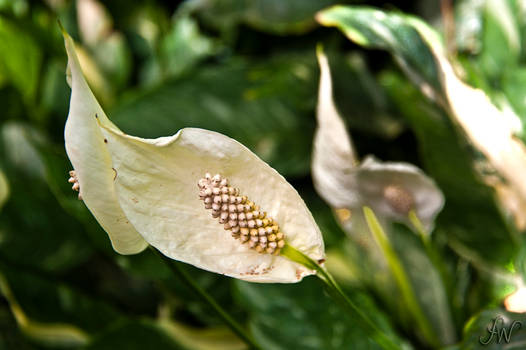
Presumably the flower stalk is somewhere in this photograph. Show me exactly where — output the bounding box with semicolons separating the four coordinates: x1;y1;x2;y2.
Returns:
280;244;401;350
363;207;438;347
149;247;262;350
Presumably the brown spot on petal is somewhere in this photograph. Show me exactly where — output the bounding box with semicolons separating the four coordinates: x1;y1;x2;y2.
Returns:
131;197;138;204
296;269;304;280
240;264;274;276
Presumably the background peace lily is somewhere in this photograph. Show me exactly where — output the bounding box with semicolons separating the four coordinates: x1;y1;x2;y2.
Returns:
313;47;444;234
63;29;324;283
313;47;454;346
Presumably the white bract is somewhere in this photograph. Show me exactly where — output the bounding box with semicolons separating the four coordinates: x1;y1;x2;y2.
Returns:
64;29;147;255
63;30;324;282
312;48;444;231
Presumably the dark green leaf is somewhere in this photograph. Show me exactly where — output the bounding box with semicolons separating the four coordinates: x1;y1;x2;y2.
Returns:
193;0;349;35
0;262;121;334
111;53;318;177
83;319;185;350
234;277;409;350
0;16;42;102
459;308;526;349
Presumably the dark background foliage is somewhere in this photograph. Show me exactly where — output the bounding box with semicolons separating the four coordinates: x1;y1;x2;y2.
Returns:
0;0;525;349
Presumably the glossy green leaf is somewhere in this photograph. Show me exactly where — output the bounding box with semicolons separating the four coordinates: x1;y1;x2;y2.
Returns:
317;5;442;97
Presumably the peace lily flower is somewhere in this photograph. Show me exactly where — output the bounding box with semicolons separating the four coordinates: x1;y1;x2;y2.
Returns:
313;48;454;346
62;29;324;283
312;47;444;232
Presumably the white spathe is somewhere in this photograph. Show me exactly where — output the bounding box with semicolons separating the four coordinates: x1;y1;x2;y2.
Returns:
64;29;148;255
63;30;324;282
312;48;444;230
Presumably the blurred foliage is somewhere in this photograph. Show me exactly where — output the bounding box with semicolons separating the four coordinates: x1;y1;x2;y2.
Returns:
0;0;525;349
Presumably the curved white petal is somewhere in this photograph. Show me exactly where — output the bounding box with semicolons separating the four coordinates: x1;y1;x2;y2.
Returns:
63;30;148;254
312;47;359;209
99;126;325;283
357;156;444;230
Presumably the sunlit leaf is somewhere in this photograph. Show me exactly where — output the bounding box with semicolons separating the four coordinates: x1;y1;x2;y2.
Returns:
0;169;9;211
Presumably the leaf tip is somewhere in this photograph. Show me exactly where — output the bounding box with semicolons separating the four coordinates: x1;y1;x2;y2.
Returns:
315;4;343;25
315;43;324;60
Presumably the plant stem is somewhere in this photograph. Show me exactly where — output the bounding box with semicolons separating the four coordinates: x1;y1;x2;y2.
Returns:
280;244;401;350
363;207;439;347
149;247;262;350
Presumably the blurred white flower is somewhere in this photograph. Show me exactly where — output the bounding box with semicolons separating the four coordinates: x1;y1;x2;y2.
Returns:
312;47;444;231
504;285;526;313
63;29;324;282
77;0;112;45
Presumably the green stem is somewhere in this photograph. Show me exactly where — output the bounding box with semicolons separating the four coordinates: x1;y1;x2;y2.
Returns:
280;244;401;350
149;247;262;350
363;207;438;347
